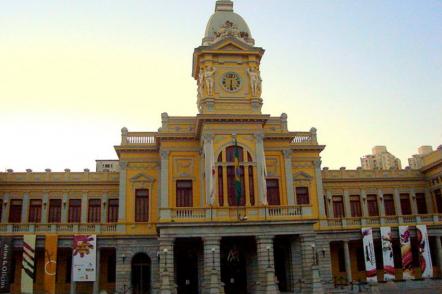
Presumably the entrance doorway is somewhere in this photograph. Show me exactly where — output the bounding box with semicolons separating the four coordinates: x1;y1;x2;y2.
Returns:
131;253;151;294
221;237;254;294
175;238;201;294
274;236;292;292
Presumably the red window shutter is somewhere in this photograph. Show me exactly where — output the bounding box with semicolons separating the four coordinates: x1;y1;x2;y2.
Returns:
48;199;62;223
28;199;42;223
218;166;224;207
9;200;22;223
367;195;379;216
176;180;193;207
248;166;255;206
400;193;411;215
332;196;344;218
383;194;395;216
296;187;310;205
135;189;149;222
68;199;81;223
415;193;427;214
107;199;119;222
350;195;362;217
266;179;280;206
88;199;101;223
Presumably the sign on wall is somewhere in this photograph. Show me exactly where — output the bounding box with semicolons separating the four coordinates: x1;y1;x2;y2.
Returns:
416;225;433;278
399;226;414;279
0;238;12;293
361;227;377;282
72;235;96;282
380;227;395;281
21;234;36;294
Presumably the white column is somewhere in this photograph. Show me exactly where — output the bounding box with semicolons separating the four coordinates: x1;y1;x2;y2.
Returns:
314;160;326;218
118;161;128;222
283;150;295;205
21;193;30;223
61;193;68;223
41;193;49;223
81;193;88;223
203;134;215;206
256;235;279;293
160;151;170;219
255;133;266;205
1;194;9;223
343;241;352;283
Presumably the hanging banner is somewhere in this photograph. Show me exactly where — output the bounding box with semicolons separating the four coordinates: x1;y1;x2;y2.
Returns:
399;226;414;279
0;238;13;293
21;234;36;294
44;235;58;294
361;227;377;282
72;235;96;282
380;227;395;281
417;225;433;278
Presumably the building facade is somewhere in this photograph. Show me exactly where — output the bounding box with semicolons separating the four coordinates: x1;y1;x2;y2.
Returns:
1;1;441;294
360;146;402;171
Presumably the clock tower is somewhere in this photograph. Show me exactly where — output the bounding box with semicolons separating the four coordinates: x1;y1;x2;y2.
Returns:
193;0;265;114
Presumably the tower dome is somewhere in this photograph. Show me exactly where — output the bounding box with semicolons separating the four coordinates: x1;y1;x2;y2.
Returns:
202;0;255;46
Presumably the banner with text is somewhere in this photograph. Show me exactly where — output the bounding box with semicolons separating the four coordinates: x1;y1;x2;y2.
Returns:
21;234;36;294
399;226;414;279
0;238;13;293
44;235;58;294
380;226;395;281
72;235;96;282
362;227;377;282
417;225;433;278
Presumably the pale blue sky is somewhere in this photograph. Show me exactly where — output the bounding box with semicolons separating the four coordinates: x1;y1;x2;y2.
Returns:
0;0;441;171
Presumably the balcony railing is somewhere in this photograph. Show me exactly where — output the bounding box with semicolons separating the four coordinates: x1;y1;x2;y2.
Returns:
0;223;119;234
291;129;318;145
121;129;157;146
321;214;442;229
160;205;311;222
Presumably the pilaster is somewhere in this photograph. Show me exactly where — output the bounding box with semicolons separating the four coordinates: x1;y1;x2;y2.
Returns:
203;134;215;206
160;151;170;219
93;247;101;294
255;133;267;205
41;193;49;223
159;237;175;294
343;241;352;283
81;192;88;223
326;191;333;217
343;190;351;219
203;237;222;294
61;193;68;223
1;194;9;223
377;189;385;217
314;160;326;223
393;188;402;222
102;193;108;223
425;188;434;214
21;193;30;223
299;234;316;294
435;237;442;277
283;150;295;205
118;161;128;223
256;235;279;293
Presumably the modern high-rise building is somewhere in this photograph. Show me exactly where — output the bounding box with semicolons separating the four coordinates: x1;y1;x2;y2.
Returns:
360;146;402;170
0;1;441;294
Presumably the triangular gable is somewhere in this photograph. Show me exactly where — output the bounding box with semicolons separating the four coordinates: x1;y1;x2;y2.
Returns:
208;37;253;51
293;171;313;181
130;173;155;183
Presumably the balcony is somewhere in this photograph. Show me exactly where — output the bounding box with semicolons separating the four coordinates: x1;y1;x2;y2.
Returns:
320;214;442;230
0;223;118;234
159;205;312;223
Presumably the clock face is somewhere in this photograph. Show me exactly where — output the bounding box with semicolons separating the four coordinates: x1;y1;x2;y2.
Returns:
221;72;241;92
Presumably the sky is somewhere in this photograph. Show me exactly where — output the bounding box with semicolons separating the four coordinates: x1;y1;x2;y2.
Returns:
0;0;441;172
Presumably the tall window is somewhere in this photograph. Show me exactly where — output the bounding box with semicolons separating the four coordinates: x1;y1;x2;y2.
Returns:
400;193;411;215
332;196;344;218
176;180;193;207
415;193;427;214
350;195;362;217
0;200;2;221
88;199;101;223
217;146;254;207
135;189;149;222
9;199;22;223
28;199;42;223
107;199;119;222
48;199;62;223
435;189;442;213
367;195;379;216
68;199;81;223
296;187;310;205
383;194;395;216
266;179;280;205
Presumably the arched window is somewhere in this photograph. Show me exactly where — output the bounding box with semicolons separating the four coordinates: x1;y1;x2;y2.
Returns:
217;145;255;207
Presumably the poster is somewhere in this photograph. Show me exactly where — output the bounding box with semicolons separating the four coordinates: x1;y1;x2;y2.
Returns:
416;225;433;278
21;234;36;294
0;238;12;293
380;227;395;281
399;226;414;279
72;235;96;282
44;235;58;294
361;227;377;282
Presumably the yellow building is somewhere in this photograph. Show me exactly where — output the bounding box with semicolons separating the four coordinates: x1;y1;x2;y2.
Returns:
0;1;441;294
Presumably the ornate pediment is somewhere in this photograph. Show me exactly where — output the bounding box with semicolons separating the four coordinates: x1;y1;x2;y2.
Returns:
130;173;155;184
293;171;313;181
208;37;254;52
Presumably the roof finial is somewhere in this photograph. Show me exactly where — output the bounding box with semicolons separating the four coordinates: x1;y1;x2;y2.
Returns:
215;0;234;12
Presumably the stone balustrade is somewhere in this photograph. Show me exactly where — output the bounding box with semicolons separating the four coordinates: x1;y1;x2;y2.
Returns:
120;128;157;145
0;223;118;234
291;129;318;145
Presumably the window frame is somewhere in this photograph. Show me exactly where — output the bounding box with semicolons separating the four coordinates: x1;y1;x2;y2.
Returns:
176;180;193;208
135;189;149;222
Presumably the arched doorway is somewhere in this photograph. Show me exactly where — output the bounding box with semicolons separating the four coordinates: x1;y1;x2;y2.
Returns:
131;253;151;294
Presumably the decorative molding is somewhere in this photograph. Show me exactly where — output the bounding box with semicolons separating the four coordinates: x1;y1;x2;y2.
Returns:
293;171;313;182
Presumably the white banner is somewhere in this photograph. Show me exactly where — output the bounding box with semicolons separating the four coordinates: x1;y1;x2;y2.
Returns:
21;234;36;294
380;227;395;281
417;225;433;278
72;235;96;282
399;226;413;280
361;227;377;282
